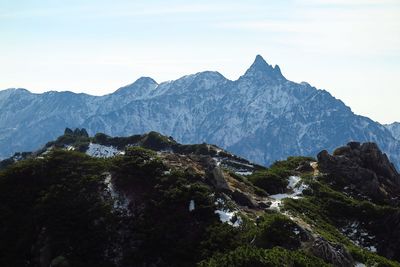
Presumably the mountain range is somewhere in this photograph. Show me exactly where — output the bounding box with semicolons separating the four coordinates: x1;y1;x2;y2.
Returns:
1;55;399;169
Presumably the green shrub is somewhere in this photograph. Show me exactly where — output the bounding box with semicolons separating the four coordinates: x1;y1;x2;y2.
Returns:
111;146;165;189
254;213;302;250
198;246;330;267
247;156;314;194
0;150;115;267
270;156;315;171
349;245;400;267
248;170;288;194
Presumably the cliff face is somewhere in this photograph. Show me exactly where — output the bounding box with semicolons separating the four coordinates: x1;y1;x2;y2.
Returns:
318;142;400;205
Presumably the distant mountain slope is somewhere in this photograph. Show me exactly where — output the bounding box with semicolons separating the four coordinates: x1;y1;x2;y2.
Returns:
385;122;400;141
0;55;399;169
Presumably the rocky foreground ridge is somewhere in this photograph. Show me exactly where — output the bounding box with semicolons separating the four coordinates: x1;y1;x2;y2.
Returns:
1;129;400;267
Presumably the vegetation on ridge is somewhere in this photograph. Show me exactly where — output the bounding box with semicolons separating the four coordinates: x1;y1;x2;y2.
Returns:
0;130;399;267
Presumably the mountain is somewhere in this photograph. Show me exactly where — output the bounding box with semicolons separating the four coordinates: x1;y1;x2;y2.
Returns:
1;130;399;266
385;122;400;141
1;55;399;169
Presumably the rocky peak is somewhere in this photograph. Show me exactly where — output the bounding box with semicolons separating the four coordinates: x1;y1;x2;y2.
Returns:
241;55;285;82
0;88;31;98
176;71;226;85
114;76;158;96
133;76;157;86
317;142;400;204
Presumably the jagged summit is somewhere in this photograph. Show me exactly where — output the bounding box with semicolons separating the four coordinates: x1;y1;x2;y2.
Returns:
254;54;269;66
242;55;285;81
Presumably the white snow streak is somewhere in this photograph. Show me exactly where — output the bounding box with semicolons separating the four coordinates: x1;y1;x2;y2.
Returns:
189;200;195;211
269;176;308;210
215;209;242;227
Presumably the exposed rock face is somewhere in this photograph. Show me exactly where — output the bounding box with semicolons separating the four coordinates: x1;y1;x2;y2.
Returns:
295;161;314;172
311;237;353;267
231;189;258;208
210;166;231;193
317;142;400;204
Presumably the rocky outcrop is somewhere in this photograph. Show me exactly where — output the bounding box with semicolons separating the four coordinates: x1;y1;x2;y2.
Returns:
317;142;400;204
208;166;231;193
231;190;258;208
311;237;353;267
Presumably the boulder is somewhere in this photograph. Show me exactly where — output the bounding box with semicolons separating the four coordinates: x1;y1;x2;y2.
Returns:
232;190;258;208
317;142;400;204
295;161;314;172
210;167;231;193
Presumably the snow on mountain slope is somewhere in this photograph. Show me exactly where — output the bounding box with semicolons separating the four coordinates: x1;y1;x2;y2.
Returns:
0;55;399;169
385;122;400;141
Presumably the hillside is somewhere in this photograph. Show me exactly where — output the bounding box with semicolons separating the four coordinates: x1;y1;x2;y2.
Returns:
0;55;399;169
1;129;399;267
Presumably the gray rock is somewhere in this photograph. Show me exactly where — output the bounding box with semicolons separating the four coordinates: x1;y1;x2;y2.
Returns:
311;237;353;267
231;189;258;208
318;142;400;204
210;167;231;193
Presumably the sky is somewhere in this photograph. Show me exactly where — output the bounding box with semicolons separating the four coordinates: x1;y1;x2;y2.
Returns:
0;0;399;124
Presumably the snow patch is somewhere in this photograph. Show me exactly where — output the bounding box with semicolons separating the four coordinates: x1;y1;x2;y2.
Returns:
215;209;242;227
341;220;377;251
65;145;75;151
214;197;242;227
189;200;195;211
269;199;282;210
104;173;130;213
288;175;301;189
86;143;124;158
235;171;253;176
213;157;222;167
268;176;308;211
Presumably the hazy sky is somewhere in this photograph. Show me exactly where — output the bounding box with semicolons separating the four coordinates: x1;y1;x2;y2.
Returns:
1;0;399;123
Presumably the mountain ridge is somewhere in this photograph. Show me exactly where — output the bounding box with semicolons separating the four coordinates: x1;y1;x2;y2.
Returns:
0;55;399;170
1;129;400;266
